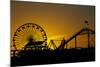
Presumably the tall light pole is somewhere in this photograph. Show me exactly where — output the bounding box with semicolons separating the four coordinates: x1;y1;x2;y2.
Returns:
85;20;90;48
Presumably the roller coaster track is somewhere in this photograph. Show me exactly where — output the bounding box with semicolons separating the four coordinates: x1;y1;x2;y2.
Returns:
56;28;95;50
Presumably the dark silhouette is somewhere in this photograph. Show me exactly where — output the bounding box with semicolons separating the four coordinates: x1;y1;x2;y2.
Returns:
11;28;95;67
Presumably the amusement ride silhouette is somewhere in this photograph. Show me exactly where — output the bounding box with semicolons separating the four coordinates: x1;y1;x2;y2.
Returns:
11;21;95;66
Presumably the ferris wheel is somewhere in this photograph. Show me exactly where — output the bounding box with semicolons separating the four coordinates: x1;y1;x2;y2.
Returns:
11;23;48;56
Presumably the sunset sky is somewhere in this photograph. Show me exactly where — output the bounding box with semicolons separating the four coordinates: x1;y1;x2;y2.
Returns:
11;1;95;49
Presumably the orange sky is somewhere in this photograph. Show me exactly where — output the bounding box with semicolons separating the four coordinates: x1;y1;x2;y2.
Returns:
11;1;95;49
